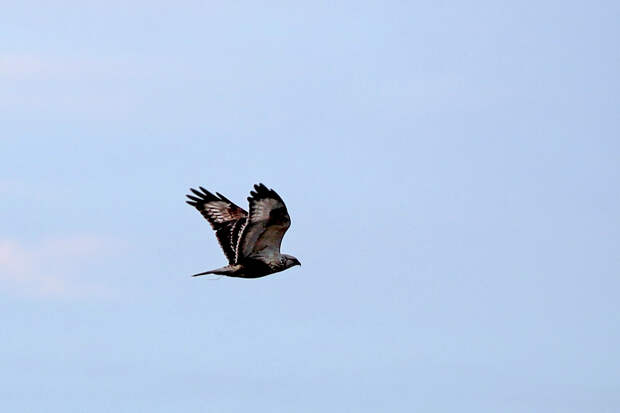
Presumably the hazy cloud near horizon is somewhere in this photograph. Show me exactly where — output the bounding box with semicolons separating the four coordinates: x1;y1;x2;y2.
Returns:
0;235;121;298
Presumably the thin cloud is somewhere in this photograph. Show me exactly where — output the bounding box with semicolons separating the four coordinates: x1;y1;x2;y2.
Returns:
0;53;141;79
0;236;118;298
0;53;181;119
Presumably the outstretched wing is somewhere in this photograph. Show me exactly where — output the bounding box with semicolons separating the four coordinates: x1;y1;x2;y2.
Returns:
186;187;247;264
236;183;291;263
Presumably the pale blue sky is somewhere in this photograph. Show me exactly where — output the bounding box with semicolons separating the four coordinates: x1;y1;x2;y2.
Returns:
1;1;619;412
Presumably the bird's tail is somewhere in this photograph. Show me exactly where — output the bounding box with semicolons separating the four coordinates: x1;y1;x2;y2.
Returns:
191;269;218;277
191;265;239;277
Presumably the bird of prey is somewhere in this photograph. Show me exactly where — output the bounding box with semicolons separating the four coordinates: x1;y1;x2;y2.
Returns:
185;183;301;278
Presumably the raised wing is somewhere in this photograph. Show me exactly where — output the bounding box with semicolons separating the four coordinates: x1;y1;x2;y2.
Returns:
186;186;247;264
236;183;291;262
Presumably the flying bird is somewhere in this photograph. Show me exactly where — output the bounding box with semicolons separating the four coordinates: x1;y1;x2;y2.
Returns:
185;183;301;278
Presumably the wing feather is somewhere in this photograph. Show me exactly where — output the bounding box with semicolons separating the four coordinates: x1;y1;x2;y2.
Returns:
236;183;291;263
185;187;247;264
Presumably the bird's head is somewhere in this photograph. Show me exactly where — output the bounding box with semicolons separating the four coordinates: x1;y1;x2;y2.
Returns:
282;254;301;269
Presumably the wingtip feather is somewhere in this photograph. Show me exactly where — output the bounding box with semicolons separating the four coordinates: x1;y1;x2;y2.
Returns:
190;188;204;198
200;187;218;199
216;192;231;202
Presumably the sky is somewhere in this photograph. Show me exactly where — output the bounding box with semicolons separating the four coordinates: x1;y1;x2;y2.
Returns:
1;1;619;412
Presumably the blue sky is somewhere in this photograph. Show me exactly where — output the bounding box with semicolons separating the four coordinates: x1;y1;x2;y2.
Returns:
2;1;619;412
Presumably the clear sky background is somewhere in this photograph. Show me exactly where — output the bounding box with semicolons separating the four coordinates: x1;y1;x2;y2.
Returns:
1;1;619;412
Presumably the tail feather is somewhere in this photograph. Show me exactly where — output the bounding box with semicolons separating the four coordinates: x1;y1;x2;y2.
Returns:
191;265;240;277
191;270;217;277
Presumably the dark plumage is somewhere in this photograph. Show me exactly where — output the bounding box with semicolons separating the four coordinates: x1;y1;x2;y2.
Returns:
186;183;301;278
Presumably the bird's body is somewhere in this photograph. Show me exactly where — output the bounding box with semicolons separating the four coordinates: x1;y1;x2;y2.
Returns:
186;183;300;278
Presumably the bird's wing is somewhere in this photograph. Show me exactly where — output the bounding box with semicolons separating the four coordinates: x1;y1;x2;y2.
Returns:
186;187;247;264
236;183;291;263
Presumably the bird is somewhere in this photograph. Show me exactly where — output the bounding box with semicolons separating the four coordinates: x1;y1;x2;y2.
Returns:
185;183;301;278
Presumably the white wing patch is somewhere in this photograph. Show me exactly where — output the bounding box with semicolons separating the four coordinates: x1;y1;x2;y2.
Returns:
204;200;239;223
250;198;282;221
